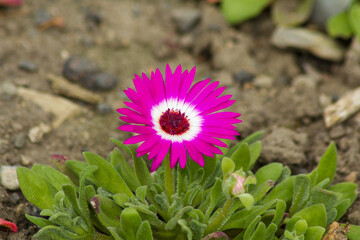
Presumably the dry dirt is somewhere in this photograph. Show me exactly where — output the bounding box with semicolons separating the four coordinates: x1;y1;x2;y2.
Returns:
0;0;359;239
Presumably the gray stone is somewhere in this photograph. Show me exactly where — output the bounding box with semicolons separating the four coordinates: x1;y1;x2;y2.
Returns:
0;82;17;99
28;123;51;143
254;75;274;89
20;155;33;166
233;71;255;86
9;192;20;204
18;60;38;73
311;0;352;28
91;72;118;91
271;27;345;62
172;8;201;33
96;103;113;115
0;166;20;190
13;133;26;149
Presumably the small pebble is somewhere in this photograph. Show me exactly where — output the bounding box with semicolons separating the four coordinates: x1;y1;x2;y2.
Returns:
16;203;31;218
63;57;100;85
20;155;32;166
0;166;20;190
233;70;255;86
0;82;17;99
0;187;9;202
345;171;357;183
9;192;20;204
85;11;103;28
18;60;38;73
254;75;274;89
96;103;113;115
89;72;118;91
172;8;201;33
28;123;51;143
13;133;26;149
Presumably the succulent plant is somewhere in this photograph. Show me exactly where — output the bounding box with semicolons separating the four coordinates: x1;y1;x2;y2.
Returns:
17;132;360;240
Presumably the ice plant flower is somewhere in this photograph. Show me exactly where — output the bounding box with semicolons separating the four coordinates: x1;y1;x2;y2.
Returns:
118;64;241;171
0;218;17;233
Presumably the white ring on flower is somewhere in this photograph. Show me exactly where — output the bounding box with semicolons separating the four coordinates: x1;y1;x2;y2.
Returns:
151;98;203;142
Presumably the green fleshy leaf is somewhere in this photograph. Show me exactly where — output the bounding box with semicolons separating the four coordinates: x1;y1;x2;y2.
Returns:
222;200;277;230
85;185;96;202
111;138;136;158
250;221;266;240
25;214;53;228
120;207;142;240
326;208;337;226
292;204;327;228
289;175;311;216
316;142;337;186
136;185;147;203
113;194;130;208
303;226;325;240
17;167;55;211
262;176;295;204
42;165;77;192
65;160;99;186
328;182;358;203
265;223;277;240
250;180;274;202
108;227;125;240
205;178;225;221
308;169;318;187
222;157;235;178
111;148;140;192
231;143;250;171
308;188;338;210
136;221;153;240
244;215;261;239
134;156;153;186
255;163;283;188
327;11;353;38
349;3;360;39
202;155;217;185
165;206;193;230
347;225;360;240
294;219;308;235
334;199;351;220
248;141;262;170
221;0;271;24
178;219;193;240
91;195;122;228
271;200;286;226
84;152;134;197
272;0;315;26
238;193;255;210
240;131;264;145
189;219;207;240
32;225;93;240
49;212;86;235
277;166;291;184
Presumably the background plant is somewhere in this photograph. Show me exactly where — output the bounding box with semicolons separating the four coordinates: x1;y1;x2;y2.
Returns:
17;132;360;239
220;0;360;40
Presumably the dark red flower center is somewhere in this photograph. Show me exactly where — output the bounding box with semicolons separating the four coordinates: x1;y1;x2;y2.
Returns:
159;108;190;135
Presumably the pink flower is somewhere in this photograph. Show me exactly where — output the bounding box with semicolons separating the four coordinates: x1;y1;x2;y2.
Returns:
0;218;17;233
118;65;241;171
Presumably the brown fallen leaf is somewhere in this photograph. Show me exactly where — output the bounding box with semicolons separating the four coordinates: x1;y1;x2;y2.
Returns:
322;222;350;240
38;16;65;31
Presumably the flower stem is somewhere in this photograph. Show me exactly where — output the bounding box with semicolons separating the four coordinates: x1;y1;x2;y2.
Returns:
164;154;174;204
204;198;234;235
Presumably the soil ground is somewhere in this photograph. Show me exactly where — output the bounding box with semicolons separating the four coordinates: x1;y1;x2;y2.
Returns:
0;0;359;239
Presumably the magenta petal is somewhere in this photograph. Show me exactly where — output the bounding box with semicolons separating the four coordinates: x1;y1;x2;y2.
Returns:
184;142;204;167
178;144;187;169
150;140;171;172
124;134;152;144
